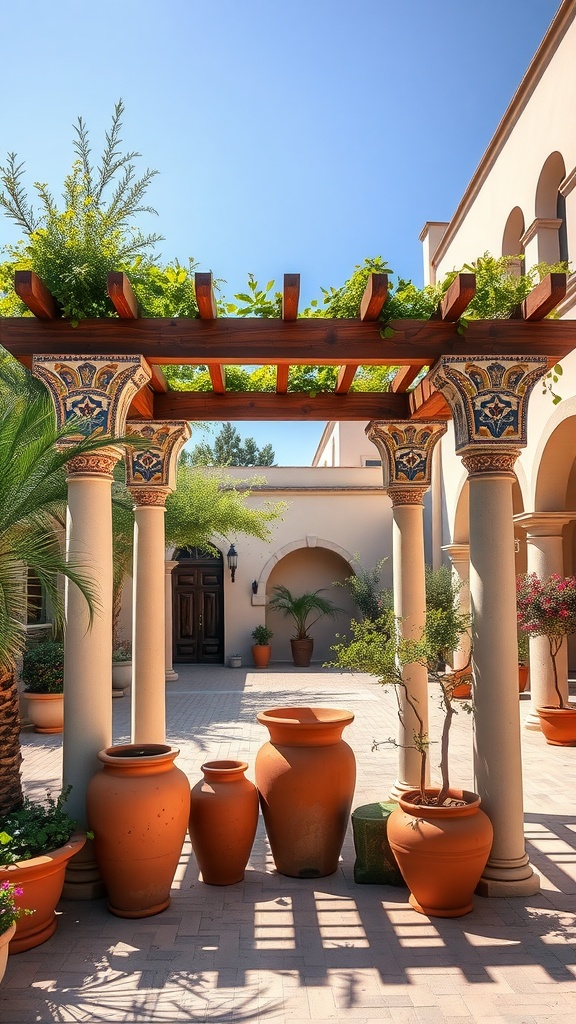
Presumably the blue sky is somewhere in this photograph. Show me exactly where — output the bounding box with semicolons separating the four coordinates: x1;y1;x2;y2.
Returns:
0;0;560;464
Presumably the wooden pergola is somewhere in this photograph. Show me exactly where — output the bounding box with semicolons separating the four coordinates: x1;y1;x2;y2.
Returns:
1;268;574;424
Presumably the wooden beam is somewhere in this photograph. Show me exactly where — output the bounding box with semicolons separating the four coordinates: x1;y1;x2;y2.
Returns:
360;273;388;321
195;272;218;319
154;390;410;421
276;365;289;393
208;363;226;394
390;365;423;392
408;374;451;419
144;362;169;393
127;385;155;419
439;272;476;321
2;316;576;366
335;365;358;394
282;274;300;320
14;271;59;319
107;272;139;319
522;272;567;321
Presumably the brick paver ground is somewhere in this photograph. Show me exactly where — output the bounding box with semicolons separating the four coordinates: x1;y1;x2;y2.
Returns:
2;664;576;1023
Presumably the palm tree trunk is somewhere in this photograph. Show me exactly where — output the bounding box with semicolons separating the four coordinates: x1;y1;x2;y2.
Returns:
0;668;24;816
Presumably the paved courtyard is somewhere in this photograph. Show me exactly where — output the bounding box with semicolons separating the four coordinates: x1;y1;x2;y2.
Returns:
2;664;576;1023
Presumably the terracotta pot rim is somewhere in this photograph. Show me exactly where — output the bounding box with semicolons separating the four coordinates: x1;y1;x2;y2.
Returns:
257;706;354;727
24;691;63;699
98;743;179;765
398;788;482;816
0;833;86;874
201;759;249;773
537;705;576;714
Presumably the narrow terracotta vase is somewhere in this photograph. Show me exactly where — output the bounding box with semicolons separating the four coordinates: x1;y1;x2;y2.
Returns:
252;644;271;669
1;834;86;953
518;665;529;693
387;788;493;918
537;706;576;745
255;706;356;878
87;743;190;918
189;760;259;884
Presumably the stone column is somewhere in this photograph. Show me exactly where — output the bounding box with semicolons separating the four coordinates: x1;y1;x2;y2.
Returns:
32;355;151;898
442;544;471;670
125;421;191;743
165;560;179;682
431;355;548;898
514;512;572;728
366;421;447;798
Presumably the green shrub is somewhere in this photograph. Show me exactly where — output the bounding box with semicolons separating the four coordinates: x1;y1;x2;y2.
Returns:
22;640;64;694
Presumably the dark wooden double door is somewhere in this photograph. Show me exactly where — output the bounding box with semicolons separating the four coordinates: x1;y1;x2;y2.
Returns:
173;551;224;663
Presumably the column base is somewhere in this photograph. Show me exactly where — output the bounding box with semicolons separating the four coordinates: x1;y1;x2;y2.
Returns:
61;839;105;901
165;669;179;682
524;709;543;731
476;853;540;898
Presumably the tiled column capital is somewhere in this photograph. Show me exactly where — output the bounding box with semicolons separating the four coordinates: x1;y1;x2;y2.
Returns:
130;487;171;507
32;355;151;440
125;421;191;493
366;421;447;495
430;356;548;462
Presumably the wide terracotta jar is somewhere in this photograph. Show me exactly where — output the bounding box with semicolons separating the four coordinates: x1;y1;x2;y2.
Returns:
255;706;356;878
189;760;259;884
387;788;493;918
87;743;190;918
537;705;576;745
0;834;86;953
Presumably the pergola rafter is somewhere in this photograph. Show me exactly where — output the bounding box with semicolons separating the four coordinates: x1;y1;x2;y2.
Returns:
2;268;573;423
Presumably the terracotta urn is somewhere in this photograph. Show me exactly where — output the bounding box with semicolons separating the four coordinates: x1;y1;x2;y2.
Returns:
189;760;259;884
387;788;493;918
255;706;356;878
537;706;576;745
24;692;63;734
87;743;190;918
518;664;529;693
252;644;271;669
0;834;86;953
0;924;15;981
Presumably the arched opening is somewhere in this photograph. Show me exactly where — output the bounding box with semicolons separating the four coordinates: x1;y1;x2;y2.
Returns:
534;151;568;263
502;206;525;272
266;545;356;663
172;546;224;663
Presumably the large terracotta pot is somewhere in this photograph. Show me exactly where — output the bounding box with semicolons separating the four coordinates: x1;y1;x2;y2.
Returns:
290;638;314;667
87;743;190;918
189;760;259;884
387;788;493;918
0;835;86;953
252;644;271;669
450;667;472;700
537;705;576;746
0;924;15;981
255;706;356;878
25;692;63;734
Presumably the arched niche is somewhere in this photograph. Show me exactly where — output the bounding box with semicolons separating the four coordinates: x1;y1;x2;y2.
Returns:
502;206;525;271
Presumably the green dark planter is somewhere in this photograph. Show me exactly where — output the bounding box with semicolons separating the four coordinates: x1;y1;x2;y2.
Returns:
351;801;405;886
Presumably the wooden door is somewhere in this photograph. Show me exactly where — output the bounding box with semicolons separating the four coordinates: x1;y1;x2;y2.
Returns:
173;552;224;663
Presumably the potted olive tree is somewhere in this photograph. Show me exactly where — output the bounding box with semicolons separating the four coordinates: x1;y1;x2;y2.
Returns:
251;625;273;669
267;585;341;667
516;572;576;744
331;605;493;917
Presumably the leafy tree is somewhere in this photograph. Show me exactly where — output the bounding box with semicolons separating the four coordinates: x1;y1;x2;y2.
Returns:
188;423;276;466
0;99;162;323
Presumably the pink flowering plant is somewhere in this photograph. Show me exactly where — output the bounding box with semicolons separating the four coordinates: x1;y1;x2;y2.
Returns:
0;880;32;934
516;573;576;708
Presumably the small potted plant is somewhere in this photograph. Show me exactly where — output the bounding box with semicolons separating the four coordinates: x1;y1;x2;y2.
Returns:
267;585;341;667
0;787;85;953
21;639;64;734
112;637;132;694
516;572;576;744
251;625;273;669
331;604;493;917
0;881;32;980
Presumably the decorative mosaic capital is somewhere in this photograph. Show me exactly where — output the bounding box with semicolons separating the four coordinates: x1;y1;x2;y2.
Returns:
125;421;191;492
366;421;447;489
429;356;548;453
32;355;151;442
66;447;124;479
388;486;428;507
131;487;171;507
